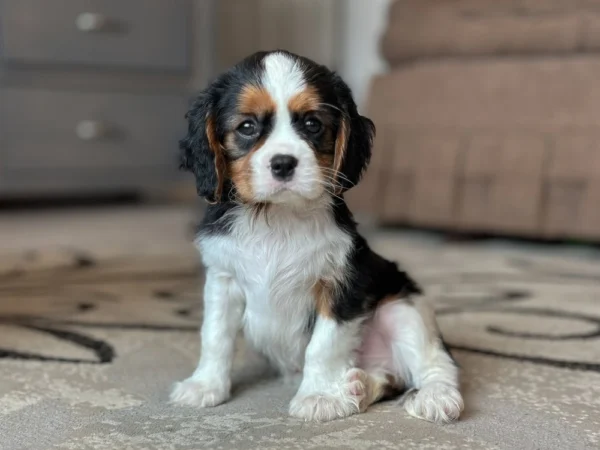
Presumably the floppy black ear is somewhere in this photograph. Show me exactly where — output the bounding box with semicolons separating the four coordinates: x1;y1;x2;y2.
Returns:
179;88;226;202
332;75;376;193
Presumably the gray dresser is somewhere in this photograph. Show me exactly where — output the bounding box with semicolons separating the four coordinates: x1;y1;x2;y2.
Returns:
0;0;214;196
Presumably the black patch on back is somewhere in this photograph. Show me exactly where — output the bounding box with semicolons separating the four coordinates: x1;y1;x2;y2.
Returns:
329;199;423;322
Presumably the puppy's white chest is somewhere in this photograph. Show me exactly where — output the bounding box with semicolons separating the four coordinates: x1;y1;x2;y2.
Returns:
238;234;322;370
199;207;352;370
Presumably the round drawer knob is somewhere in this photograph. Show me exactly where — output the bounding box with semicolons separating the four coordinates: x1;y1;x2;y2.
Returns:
75;12;107;32
76;120;107;141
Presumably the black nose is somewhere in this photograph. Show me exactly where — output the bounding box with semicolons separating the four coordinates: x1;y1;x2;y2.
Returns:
270;154;298;180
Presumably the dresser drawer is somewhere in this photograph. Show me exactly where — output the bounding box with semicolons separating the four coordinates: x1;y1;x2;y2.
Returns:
0;0;190;70
0;88;187;170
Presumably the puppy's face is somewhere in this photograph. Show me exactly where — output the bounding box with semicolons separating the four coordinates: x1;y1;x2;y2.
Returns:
180;51;375;205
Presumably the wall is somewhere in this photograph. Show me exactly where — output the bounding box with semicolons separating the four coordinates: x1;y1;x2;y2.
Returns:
215;0;391;110
338;0;392;111
215;0;340;75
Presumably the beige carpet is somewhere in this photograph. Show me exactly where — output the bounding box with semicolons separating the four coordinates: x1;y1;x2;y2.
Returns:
1;206;599;450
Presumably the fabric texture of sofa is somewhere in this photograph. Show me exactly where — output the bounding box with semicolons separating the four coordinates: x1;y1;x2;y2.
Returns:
350;0;600;240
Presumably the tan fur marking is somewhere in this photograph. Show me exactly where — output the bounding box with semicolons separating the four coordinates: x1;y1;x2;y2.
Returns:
206;115;226;201
229;156;253;202
238;85;276;116
383;373;405;399
228;135;268;203
316;153;336;192
316;153;334;169
313;280;334;318
363;372;404;408
224;132;236;153
380;295;398;306
333;117;350;193
288;86;320;113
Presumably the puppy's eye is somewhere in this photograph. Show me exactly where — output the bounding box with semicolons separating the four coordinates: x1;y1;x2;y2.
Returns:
237;120;258;137
304;117;322;134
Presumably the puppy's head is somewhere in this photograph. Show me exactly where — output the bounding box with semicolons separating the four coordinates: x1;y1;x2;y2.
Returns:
180;50;375;205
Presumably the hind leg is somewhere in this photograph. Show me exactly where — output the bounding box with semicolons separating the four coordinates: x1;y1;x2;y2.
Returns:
358;322;406;408
367;298;463;423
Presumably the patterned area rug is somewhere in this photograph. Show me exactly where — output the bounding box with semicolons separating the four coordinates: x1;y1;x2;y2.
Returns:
1;206;599;450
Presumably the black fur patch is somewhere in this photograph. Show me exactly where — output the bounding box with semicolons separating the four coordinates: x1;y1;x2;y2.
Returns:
229;113;275;160
293;52;376;190
197;202;240;236
329;199;423;322
179;52;266;202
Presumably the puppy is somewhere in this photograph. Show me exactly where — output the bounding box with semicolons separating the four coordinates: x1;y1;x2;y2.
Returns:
170;50;463;423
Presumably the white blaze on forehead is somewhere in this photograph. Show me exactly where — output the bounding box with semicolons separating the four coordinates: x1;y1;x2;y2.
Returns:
251;52;323;203
262;52;306;110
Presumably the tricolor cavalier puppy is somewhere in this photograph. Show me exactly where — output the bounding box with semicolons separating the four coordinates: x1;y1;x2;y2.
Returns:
170;50;463;423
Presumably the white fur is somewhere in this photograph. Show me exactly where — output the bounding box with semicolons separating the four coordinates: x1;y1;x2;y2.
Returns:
290;316;366;421
251;52;324;203
170;201;359;417
170;269;244;407
262;51;305;109
199;202;352;375
359;300;463;422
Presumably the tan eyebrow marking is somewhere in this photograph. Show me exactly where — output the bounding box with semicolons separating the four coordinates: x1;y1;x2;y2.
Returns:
288;86;321;114
238;84;276;116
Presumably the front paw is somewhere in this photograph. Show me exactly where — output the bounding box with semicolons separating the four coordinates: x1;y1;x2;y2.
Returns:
170;378;230;408
289;369;367;422
402;384;463;423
